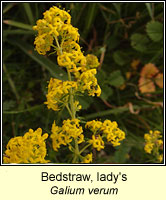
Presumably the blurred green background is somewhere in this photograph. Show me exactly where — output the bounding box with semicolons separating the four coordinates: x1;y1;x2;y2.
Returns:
2;2;164;164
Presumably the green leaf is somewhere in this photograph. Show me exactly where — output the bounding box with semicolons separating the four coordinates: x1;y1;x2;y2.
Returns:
146;21;163;42
107;36;120;50
97;70;113;100
84;105;150;120
82;3;98;39
23;3;35;25
96;69;106;84
113;142;131;163
3;20;33;30
131;33;150;52
100;85;113;100
3;49;13;61
107;70;125;87
3;100;16;112
113;51;129;66
3;29;35;36
3;105;43;114
112;3;121;16
8;39;68;80
3;63;20;101
77;95;93;110
3;3;15;14
145;3;153;20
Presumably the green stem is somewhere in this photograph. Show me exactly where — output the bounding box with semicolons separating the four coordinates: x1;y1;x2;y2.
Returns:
54;35;80;163
54;35;62;54
67;69;80;163
84;105;151;120
80;143;91;154
67;69;76;119
72;139;80;163
65;103;73;118
3;63;20;102
3;105;42;114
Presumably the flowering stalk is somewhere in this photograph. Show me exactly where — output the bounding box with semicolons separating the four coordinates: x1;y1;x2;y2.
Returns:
54;34;80;162
3;6;126;164
144;130;163;163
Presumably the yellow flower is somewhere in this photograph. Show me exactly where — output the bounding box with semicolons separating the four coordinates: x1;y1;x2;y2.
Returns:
57;52;78;73
89;135;104;151
144;130;163;154
144;142;154;154
43;6;71;25
157;154;163;163
58;41;86;72
61;41;81;53
62;119;83;140
50;121;68;151
102;120;125;147
77;69;101;96
60;24;80;42
144;130;163;163
77;134;84;144
82;153;93;163
131;59;140;70
34;34;54;55
86;119;125;147
74;100;82;111
57;50;85;73
86;54;100;69
50;119;84;152
33;6;79;55
3;128;49;164
85;120;103;134
45;78;78;111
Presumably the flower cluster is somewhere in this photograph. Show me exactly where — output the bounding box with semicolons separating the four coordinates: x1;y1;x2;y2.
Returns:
45;78;78;111
57;43;86;73
77;69;101;96
86;54;100;69
144;130;163;162
33;6;76;55
50;118;125;163
3;6;127;164
3;128;49;164
86;119;125;151
33;6;101;112
51;119;84;152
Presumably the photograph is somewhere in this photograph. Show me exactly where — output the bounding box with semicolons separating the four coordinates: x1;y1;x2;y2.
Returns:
2;2;164;164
